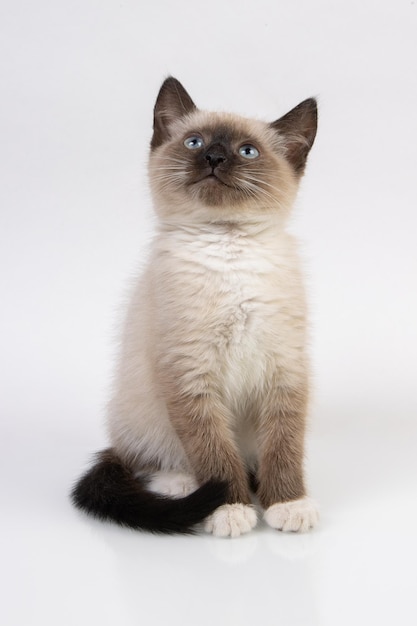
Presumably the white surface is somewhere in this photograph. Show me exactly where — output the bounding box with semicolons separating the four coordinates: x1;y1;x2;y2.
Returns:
1;1;416;625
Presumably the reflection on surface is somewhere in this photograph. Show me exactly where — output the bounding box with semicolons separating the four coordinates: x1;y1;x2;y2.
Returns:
97;521;321;626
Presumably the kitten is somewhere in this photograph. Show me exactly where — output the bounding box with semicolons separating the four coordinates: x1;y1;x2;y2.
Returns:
71;77;319;537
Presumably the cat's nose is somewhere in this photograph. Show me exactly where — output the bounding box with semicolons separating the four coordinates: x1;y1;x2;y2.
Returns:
205;151;227;169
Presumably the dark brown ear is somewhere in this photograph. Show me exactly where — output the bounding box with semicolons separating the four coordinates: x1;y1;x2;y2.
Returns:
151;77;197;150
271;98;317;175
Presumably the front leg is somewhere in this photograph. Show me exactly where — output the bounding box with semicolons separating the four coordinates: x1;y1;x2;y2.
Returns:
163;385;257;537
256;382;319;532
166;390;251;503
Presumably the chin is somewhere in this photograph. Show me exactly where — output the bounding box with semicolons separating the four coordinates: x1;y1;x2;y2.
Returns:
193;177;243;208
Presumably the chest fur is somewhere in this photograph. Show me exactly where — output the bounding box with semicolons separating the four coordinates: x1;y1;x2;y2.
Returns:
153;226;303;354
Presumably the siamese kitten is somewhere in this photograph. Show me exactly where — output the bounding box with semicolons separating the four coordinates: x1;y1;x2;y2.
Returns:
72;77;319;537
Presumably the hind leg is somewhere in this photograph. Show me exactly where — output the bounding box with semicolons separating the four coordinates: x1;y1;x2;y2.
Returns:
146;471;198;499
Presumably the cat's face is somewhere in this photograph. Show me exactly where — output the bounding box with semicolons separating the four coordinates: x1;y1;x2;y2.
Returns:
149;78;317;223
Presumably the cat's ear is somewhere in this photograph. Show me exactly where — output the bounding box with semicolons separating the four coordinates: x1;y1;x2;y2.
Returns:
151;77;197;150
271;99;317;175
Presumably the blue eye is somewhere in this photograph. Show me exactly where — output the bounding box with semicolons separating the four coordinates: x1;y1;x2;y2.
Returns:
239;144;259;159
184;136;204;149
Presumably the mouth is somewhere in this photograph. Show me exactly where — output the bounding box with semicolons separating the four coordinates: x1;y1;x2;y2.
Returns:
190;171;233;188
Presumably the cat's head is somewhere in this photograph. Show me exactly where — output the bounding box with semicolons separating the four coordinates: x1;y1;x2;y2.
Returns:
149;77;317;224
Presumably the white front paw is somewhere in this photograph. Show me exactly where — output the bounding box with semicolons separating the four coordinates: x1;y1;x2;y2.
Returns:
204;504;258;538
264;497;319;533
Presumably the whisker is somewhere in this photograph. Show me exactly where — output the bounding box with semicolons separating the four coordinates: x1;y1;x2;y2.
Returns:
152;166;189;171
159;157;189;165
234;177;283;206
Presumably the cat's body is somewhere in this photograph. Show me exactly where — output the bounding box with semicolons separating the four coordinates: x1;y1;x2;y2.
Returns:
72;78;319;537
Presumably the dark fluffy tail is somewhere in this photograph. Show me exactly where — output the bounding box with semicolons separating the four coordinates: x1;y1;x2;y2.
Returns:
71;449;228;534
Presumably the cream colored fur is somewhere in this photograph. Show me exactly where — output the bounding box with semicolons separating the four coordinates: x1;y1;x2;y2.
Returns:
264;497;319;532
107;220;307;467
204;504;258;538
147;471;198;498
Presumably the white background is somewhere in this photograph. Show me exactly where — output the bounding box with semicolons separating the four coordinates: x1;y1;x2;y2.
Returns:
1;1;416;625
